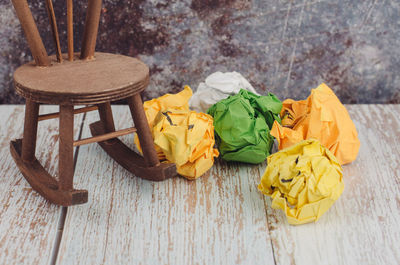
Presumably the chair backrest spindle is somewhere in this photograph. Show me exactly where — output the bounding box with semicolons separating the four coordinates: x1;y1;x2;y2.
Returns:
67;0;74;61
80;0;102;60
45;0;62;62
12;0;103;65
12;0;50;66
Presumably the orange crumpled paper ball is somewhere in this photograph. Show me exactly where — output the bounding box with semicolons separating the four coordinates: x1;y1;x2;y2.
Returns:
270;83;360;165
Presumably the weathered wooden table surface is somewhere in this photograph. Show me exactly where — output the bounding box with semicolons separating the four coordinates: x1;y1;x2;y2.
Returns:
0;104;399;265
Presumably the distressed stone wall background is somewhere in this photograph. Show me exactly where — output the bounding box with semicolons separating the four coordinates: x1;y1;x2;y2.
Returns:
0;0;399;104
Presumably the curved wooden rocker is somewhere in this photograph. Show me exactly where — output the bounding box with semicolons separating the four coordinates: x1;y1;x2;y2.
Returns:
10;0;177;206
89;121;176;182
10;139;88;206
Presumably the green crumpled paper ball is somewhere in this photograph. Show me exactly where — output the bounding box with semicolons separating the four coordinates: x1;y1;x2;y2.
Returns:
207;89;282;164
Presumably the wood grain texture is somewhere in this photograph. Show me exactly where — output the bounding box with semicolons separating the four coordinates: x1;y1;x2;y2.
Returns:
264;104;400;265
56;106;275;265
0;105;85;264
1;105;400;265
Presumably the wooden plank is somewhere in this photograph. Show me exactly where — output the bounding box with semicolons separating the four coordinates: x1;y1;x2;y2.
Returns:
56;105;275;265
264;105;400;265
0;105;85;264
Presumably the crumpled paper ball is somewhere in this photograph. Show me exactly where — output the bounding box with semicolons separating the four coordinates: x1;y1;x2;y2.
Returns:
141;85;192;128
270;83;360;165
152;109;219;180
258;139;344;225
189;71;259;112
207;89;282;164
134;86;219;179
134;85;192;160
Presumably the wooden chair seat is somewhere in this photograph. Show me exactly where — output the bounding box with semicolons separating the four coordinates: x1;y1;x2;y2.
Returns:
14;52;149;105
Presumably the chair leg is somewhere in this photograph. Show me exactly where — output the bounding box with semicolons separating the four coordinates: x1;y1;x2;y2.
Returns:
21;99;39;162
127;93;160;167
98;102;115;133
10;103;88;205
89;94;177;181
59;104;74;191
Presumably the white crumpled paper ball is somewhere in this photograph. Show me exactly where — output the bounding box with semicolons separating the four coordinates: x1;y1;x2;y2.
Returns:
189;71;259;112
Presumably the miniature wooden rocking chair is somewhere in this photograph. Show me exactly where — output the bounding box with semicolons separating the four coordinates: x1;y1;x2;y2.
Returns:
10;0;177;206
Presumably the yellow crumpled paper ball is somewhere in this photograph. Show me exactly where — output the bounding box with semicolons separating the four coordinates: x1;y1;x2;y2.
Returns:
134;85;192;160
134;85;219;179
152;109;219;180
141;85;192;128
270;83;360;165
258;139;344;225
